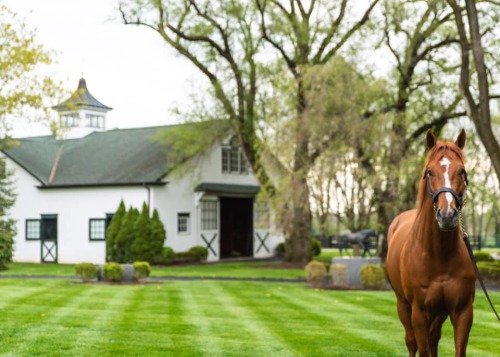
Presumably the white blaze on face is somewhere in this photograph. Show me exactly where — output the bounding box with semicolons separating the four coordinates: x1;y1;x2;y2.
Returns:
440;157;453;214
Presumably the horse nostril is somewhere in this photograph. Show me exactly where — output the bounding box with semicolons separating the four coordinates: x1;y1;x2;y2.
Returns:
436;208;442;220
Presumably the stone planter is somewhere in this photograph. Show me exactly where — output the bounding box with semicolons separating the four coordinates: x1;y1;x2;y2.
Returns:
331;257;381;287
97;264;135;282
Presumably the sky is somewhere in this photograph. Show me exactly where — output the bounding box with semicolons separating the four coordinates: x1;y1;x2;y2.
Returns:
6;0;203;137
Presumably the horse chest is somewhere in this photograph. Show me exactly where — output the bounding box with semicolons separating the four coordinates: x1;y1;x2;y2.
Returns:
402;260;473;310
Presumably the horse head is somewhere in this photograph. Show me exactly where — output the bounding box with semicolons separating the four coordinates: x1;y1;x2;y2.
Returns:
422;129;468;231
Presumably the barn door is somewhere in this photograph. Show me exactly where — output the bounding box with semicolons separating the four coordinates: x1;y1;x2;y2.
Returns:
254;200;271;257
199;199;219;262
40;215;58;263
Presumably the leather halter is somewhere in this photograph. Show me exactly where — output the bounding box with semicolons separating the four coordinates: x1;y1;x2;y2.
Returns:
425;169;468;210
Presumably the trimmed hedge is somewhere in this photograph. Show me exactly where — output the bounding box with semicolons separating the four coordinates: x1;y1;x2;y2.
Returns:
103;262;124;282
133;261;151;281
305;260;328;288
75;262;98;282
474;251;495;262
359;264;385;289
188;246;208;261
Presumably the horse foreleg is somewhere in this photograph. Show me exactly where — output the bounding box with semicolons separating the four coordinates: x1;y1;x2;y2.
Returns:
396;297;417;357
429;314;447;356
411;304;431;357
450;303;473;357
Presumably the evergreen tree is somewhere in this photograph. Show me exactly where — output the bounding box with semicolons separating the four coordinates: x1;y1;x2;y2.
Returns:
151;209;167;264
0;159;16;270
130;202;153;262
105;200;126;262
114;206;139;263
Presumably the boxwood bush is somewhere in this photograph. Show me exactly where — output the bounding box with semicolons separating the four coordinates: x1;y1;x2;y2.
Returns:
133;261;151;281
75;262;98;282
360;264;385;289
188;246;208;261
103;262;124;282
305;260;329;288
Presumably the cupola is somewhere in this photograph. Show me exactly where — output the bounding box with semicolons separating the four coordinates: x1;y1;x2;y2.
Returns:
53;78;112;138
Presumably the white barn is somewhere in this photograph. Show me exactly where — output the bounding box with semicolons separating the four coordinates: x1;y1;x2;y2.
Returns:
2;79;282;264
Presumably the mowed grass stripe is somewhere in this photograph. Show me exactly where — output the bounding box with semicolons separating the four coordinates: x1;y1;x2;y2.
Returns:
228;285;407;356
206;281;297;357
1;280;87;354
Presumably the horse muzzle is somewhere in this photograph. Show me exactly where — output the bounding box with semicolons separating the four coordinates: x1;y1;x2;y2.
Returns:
436;207;459;231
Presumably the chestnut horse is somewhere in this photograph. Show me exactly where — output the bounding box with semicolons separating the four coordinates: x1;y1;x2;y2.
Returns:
386;129;475;357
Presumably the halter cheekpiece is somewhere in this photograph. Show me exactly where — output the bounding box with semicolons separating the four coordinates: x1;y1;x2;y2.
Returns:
424;169;468;210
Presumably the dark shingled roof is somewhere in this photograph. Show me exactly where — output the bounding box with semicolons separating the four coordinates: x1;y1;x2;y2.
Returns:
53;78;112;112
4;126;173;187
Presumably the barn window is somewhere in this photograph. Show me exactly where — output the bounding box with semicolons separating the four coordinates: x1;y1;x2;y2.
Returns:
177;213;190;234
200;200;218;230
89;219;106;241
26;219;41;240
222;137;248;174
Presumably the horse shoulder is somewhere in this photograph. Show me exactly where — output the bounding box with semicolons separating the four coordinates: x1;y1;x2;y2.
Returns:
386;210;417;298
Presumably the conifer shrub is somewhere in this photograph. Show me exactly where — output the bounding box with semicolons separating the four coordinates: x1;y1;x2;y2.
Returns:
103;262;124;282
0;159;16;270
133;261;151;281
106;200;126;262
75;262;98;282
106;202;166;264
188;246;208;261
359;264;385;289
275;242;285;257
305;260;329;288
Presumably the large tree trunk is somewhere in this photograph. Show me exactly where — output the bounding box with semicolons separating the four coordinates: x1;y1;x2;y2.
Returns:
448;0;500;187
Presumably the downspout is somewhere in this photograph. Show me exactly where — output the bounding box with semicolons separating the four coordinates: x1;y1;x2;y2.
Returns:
143;183;151;212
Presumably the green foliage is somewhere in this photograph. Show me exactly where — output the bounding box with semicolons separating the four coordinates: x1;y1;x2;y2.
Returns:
305;260;328;288
188;246;208;261
153;120;231;174
174;251;202;264
0;4;62;135
130;203;153;262
477;261;500;281
0;159;16;270
151;209;167;264
359;264;385;289
275;240;320;258
102;262;124;282
75;263;98;282
311;238;322;257
108;202;166;264
106;200;126;262
160;247;175;264
474;251;494;262
132;261;151;281
275;242;285;257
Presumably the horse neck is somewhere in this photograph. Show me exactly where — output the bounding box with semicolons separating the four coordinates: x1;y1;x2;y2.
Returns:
414;199;461;257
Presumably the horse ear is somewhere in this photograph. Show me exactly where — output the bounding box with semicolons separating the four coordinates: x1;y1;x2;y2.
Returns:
455;129;466;150
426;129;436;149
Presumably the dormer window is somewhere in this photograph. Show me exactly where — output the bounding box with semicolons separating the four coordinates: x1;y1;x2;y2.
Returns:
63;113;79;127
86;114;104;128
222;136;248;174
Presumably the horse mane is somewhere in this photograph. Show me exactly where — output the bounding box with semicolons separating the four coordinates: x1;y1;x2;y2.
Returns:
416;140;465;212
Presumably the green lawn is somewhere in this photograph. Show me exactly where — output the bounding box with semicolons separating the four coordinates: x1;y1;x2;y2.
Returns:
0;278;498;356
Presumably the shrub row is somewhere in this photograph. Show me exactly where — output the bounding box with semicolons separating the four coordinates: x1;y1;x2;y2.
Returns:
305;261;386;289
75;261;152;283
158;246;208;265
275;238;322;258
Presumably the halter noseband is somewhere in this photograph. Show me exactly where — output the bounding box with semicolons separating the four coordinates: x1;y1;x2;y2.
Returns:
425;169;468;211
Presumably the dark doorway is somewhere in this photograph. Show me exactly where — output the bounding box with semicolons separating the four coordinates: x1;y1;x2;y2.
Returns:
220;197;253;258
